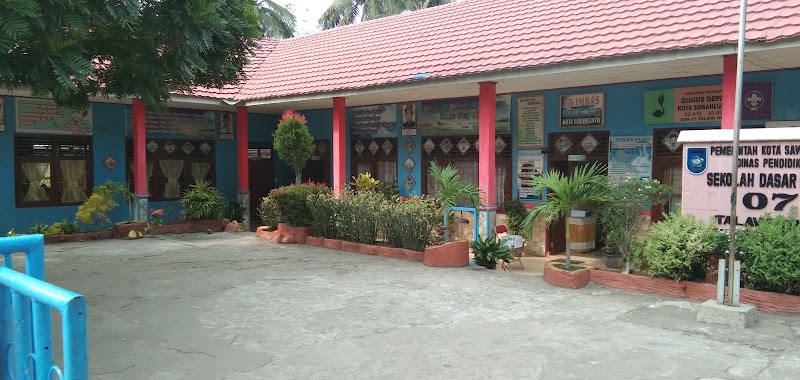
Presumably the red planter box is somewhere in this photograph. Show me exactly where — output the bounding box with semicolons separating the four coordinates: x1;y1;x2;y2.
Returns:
43;230;114;244
322;238;343;250
150;219;228;235
423;241;469;267
544;262;591;289
305;236;325;247
340;241;361;253
112;221;148;238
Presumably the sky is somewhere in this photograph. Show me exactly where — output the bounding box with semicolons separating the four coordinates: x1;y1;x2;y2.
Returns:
278;0;329;36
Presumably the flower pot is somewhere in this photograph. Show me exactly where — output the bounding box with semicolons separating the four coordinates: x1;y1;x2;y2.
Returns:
603;253;624;269
112;221;148;239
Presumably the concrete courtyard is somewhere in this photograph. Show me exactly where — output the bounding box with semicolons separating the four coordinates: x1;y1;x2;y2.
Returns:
35;233;800;379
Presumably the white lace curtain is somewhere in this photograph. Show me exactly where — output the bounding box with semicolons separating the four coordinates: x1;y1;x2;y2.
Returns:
130;162;154;195
21;162;50;202
160;160;184;199
60;160;88;202
191;162;211;184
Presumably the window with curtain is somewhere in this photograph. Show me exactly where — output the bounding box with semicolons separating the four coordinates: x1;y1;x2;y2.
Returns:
15;134;92;207
350;138;398;188
422;136;512;207
126;139;215;201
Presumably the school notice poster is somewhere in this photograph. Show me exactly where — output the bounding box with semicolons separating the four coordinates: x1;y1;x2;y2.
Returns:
608;136;653;184
517;150;544;200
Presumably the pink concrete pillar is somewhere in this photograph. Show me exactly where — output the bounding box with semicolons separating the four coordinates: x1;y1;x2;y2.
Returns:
132;99;148;221
721;54;737;129
478;82;497;207
332;97;347;194
236;106;251;229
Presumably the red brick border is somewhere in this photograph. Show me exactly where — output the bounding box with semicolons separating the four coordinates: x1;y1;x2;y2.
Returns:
589;269;800;314
422;241;469;267
43;230;114;244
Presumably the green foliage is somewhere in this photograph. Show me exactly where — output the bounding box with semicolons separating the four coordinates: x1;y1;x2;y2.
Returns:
307;193;338;239
273;111;315;185
378;197;438;252
737;210;800;295
377;180;399;200
267;183;331;227
222;200;247;222
0;0;261;108
470;235;515;267
319;0;452;29
351;172;380;192
180;181;225;221
522;162;610;268
256;0;297;38
29;220;80;236
502;198;529;235
75;181;133;226
429;161;483;238
333;191;384;244
597;178;674;272
257;196;280;230
641;213;718;281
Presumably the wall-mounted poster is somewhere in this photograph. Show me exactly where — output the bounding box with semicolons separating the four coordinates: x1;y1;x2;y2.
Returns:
219;113;235;140
517;150;544;200
16;98;93;135
351;104;397;138
609;136;653;184
418;95;511;136
401;103;417;136
517;95;545;147
0;97;5;132
125;107;215;139
644;81;773;125
560;92;604;128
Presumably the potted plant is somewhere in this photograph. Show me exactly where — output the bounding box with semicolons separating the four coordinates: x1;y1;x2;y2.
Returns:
178;180;228;232
423;162;483;267
596;178;674;272
522;162;610;288
470;235;515;269
273;110;316;185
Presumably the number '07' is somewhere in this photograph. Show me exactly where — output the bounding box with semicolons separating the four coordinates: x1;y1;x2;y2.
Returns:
742;193;799;211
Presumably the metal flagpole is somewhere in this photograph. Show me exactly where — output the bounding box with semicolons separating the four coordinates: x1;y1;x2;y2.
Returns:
727;0;748;306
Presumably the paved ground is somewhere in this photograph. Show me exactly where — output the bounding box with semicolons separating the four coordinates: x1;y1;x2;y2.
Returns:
35;233;800;379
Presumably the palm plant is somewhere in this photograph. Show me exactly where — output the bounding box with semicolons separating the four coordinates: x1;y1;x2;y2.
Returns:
522;162;610;269
319;0;453;30
257;0;297;38
429;161;483;240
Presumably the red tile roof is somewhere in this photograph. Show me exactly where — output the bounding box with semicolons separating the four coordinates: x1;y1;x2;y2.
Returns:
188;39;280;99
202;0;800;101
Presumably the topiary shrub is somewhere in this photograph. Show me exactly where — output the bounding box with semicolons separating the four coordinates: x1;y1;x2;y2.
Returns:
640;213;717;281
737;210;800;295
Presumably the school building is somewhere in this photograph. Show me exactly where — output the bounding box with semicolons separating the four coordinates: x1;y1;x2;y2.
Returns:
1;0;799;254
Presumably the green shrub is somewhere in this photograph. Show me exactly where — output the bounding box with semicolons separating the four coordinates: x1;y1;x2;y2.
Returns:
502;198;529;235
29;223;50;234
257;196;280;230
471;235;515;267
330;190;383;244
377;180;399;200
641;213;717;281
222;200;246;222
180;181;225;221
307;193;337;238
737;211;800;295
377;196;437;252
268;182;331;227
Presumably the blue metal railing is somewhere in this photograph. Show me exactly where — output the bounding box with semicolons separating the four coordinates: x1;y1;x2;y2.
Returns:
450;207;482;241
1;234;88;380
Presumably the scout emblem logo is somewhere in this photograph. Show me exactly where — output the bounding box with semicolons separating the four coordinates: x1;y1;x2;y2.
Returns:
745;91;764;111
686;147;707;174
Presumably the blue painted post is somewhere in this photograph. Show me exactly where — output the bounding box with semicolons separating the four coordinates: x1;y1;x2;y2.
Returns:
0;283;10;380
62;297;88;380
12;290;32;379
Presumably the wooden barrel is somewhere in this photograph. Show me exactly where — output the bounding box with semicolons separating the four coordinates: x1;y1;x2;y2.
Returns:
568;216;596;253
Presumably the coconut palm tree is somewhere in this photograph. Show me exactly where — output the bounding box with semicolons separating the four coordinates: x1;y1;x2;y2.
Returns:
257;0;297;38
522;162;610;269
429;161;483;240
319;0;453;30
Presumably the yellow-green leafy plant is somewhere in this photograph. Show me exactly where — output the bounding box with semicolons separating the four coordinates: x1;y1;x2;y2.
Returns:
76;181;133;226
351;172;379;192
